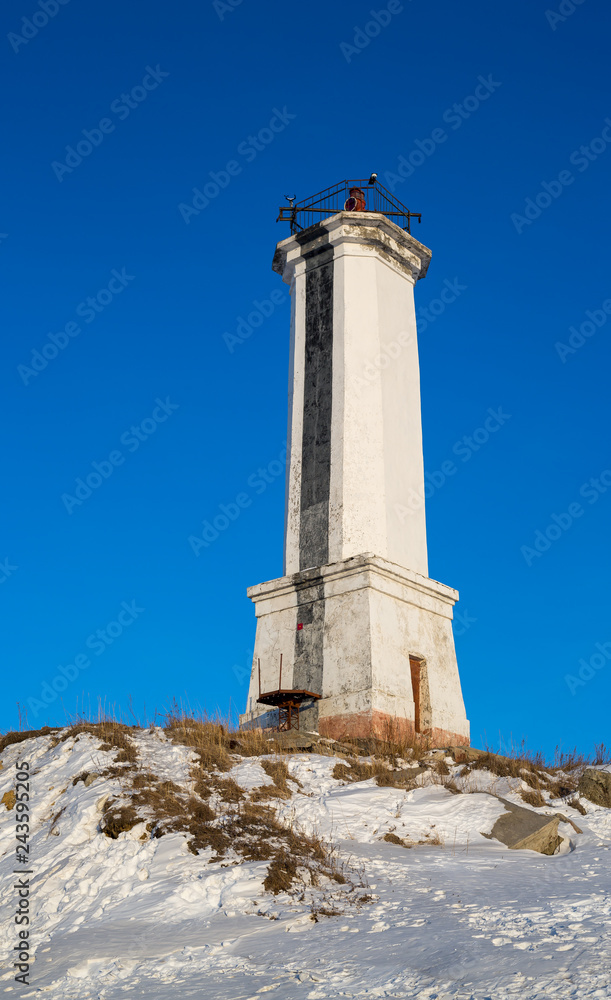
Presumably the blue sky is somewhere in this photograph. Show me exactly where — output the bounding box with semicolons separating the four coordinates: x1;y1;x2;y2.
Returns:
1;0;610;757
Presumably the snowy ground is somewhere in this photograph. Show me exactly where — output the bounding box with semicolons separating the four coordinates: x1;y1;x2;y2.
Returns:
1;729;610;999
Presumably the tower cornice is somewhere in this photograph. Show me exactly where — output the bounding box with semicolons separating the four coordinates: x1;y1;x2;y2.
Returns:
272;211;432;285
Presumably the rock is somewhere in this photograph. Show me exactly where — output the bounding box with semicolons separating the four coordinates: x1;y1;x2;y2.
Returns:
488;797;562;855
376;766;428;789
2;790;16;810
578;768;611;808
328;742;368;757
268;731;316;751
72;771;100;787
447;746;489;764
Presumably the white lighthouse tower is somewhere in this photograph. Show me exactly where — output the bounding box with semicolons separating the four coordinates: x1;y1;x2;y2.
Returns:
240;179;469;746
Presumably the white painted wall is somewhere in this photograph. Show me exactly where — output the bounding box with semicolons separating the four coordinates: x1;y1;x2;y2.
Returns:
241;215;469;743
283;261;306;576
278;213;431;577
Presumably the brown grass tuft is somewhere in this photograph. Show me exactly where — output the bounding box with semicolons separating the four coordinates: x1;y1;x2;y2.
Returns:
62;722;138;764
100;800;141;838
521;788;546;808
545;775;578;800
593;743;611;766
443;779;462;795
252;759;303;801
264;852;299;894
0;726;60;755
383;832;408;847
567;797;587;816
164;717;232;773
332;760;382;783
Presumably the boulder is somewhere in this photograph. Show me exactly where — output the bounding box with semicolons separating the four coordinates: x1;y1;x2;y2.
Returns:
422;749;449;763
376;765;428;789
72;771;100;787
447;746;490;764
578;768;611;808
268;731;316;751
488;796;562;855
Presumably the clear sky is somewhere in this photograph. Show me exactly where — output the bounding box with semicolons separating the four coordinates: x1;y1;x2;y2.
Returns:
1;0;610;757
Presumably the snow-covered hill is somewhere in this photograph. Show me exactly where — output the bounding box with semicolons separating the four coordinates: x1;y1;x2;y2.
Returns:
1;726;610;999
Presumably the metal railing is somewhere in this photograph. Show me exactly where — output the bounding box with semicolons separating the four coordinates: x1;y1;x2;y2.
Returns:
277;176;422;235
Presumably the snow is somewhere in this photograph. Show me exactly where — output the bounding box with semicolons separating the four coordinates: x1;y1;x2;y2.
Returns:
1;731;610;999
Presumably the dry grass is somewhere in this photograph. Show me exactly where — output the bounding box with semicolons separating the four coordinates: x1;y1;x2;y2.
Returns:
61;722;139;764
100;801;142;839
521;788;546;808
0;726;60;754
333;760;380;783
333;757;432;791
164;716;233;772
329;726;431;766
251;759;302;801
460;747;580;802
65;712;360;900
593;743;611;766
164;709;277;768
383;832;410;847
544;775;579;800
382;828;443;849
567;797;587;816
444;779;462;795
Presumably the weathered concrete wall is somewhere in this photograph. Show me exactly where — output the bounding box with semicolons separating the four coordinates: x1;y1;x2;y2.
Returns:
240;554;469;746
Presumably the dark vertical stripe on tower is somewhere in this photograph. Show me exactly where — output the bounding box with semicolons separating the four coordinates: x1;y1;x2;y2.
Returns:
299;258;334;571
292;577;325;731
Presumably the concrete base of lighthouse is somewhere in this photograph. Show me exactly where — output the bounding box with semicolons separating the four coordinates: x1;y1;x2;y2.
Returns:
239;553;470;746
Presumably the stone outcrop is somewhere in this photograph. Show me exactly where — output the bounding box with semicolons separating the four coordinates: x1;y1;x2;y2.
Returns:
578;768;611;807
488;796;562;855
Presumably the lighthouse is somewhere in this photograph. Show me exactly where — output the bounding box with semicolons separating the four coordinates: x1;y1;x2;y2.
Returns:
240;179;470;746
